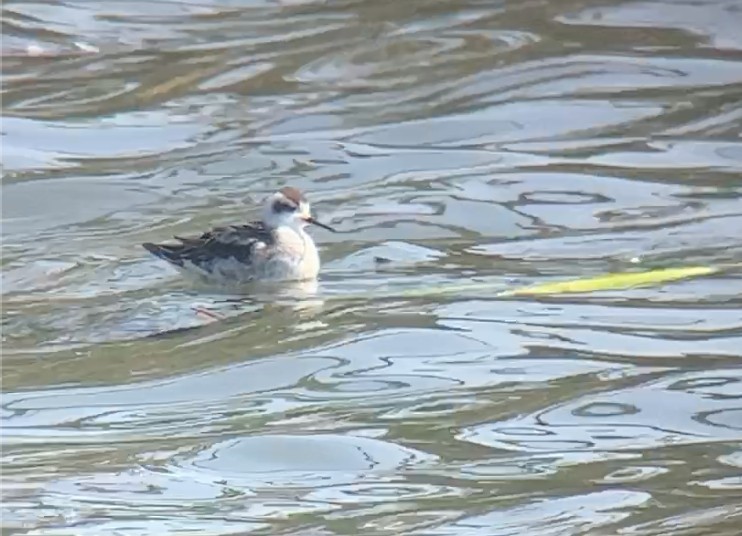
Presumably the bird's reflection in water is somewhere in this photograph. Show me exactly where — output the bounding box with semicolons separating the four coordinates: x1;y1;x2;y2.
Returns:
191;277;325;323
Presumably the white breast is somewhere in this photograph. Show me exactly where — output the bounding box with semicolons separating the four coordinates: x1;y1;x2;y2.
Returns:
256;227;321;281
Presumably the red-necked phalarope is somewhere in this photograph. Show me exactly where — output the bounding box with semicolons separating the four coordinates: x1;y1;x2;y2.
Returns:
142;186;337;284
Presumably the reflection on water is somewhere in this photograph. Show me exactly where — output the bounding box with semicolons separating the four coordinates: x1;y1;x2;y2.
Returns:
2;0;742;534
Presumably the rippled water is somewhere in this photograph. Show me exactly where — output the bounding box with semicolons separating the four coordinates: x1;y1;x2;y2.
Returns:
3;0;742;534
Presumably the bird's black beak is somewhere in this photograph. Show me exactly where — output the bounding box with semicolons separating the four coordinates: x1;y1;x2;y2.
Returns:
304;216;337;233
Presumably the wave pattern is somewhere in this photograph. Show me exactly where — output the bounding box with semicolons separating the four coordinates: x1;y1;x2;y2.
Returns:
2;0;742;534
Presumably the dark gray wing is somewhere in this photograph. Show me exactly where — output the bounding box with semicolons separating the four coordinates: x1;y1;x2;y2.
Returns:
142;222;273;271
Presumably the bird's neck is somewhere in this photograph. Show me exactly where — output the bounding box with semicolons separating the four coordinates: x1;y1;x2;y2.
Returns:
272;225;314;255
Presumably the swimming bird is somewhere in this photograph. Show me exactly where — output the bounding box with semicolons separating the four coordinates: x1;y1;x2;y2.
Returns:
142;186;337;284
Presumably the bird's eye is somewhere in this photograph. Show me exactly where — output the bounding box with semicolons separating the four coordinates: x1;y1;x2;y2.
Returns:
273;200;296;213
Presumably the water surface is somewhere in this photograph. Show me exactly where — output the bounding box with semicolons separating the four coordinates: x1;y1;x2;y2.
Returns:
3;0;742;534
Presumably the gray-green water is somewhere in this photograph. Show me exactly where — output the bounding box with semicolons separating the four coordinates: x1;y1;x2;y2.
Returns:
2;0;742;534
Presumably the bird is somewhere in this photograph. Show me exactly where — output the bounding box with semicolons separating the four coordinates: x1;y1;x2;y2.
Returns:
142;186;337;284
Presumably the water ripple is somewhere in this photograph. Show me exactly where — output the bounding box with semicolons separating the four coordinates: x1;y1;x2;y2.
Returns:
3;0;742;534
